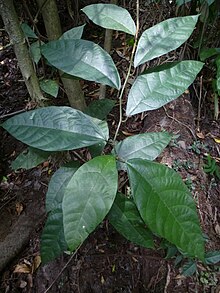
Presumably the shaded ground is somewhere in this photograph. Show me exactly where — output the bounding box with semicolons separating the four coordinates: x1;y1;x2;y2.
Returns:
1;1;220;292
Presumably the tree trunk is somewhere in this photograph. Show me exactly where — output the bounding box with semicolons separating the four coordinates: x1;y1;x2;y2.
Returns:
36;0;86;111
0;0;44;105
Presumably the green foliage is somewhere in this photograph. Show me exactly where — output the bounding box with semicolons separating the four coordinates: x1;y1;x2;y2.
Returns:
41;39;121;89
108;193;154;248
11;147;52;170
41;164;79;263
63;155;118;251
113;132;172;170
126;159;204;260
1;4;206;264
134;15;199;67
85;99;115;120
126;61;203;115
81;4;136;35
203;154;220;179
2;106;109;151
39;79;59;98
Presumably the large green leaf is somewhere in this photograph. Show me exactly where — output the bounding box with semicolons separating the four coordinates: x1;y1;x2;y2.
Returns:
113;132;171;170
46;163;80;212
82;4;136;35
108;193;154;248
2;106;109;151
126;61;204;116
126;159;205;260
134;15;199;67
41;39;121;89
41;208;67;264
11;147;52;170
60;24;85;40
41;165;79;263
63;155;118;251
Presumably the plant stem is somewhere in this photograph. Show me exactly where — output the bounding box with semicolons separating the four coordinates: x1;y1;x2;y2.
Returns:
113;0;140;142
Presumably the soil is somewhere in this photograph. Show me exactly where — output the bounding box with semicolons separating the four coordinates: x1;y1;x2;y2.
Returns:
0;1;220;292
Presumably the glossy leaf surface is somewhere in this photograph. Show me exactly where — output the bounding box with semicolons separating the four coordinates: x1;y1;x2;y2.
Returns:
134;15;199;67
82;4;136;35
60;24;85;40
63;156;118;251
108;193;154;248
42;39;121;89
114;132;171;170
2;106;109;151
11;147;51;170
41;165;79;263
126;159;205;260
46;163;80;212
126;61;204;116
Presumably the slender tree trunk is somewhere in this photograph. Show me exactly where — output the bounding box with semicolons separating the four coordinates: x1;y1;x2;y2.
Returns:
99;0;118;100
36;0;86;111
0;0;44;105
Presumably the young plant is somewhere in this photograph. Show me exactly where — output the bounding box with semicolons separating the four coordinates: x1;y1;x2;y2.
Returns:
1;3;205;263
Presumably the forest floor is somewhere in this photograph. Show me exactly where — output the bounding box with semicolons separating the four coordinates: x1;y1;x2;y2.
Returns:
0;1;220;292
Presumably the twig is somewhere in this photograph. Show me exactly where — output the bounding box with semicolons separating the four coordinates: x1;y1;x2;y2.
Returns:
43;246;81;293
0;109;26;119
164;263;171;293
163;106;197;140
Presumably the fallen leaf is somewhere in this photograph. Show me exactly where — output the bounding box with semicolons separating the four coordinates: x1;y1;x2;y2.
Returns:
13;264;31;274
15;202;24;215
33;255;41;272
101;275;105;284
196;132;205;139
214;138;220;144
122;131;133;136
214;223;220;236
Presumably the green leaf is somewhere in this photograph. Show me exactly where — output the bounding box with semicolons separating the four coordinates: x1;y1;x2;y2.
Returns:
82;4;136;35
85;99;115;120
41;209;67;263
21;23;37;39
41;165;79;263
134;15;199;67
46;164;80;212
113;132;171;170
205;251;220;265
63;155;118;251
199;47;220;61
126;159;205;260
30;41;43;64
60;24;85;40
41;39;121;89
126;61;204;116
2;106;109;151
39;79;59;98
108;193;154;248
11;147;52;170
181;260;197;276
